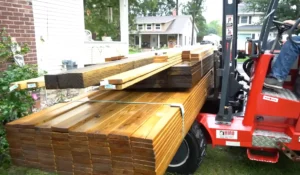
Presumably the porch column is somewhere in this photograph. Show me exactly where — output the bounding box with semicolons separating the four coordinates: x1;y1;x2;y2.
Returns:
120;0;129;54
139;34;142;48
158;34;160;48
134;35;136;46
177;34;180;46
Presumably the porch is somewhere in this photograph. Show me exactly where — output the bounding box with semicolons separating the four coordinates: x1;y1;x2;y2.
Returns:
131;34;183;49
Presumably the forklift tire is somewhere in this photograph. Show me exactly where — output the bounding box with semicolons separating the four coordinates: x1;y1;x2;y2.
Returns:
167;122;207;175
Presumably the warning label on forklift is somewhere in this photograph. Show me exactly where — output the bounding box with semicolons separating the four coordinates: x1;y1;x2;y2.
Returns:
226;15;233;40
216;130;238;139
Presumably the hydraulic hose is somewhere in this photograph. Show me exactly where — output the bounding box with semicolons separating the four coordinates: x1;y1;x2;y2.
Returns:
243;58;254;78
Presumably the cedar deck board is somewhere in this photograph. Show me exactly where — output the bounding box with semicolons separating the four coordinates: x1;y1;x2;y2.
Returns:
100;58;182;90
53;57;153;89
128;55;214;89
7;52;213;175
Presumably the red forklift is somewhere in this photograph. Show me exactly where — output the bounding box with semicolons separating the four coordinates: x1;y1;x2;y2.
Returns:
167;0;300;174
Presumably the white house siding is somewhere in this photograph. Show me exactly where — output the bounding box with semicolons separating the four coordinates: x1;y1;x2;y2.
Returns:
32;0;85;74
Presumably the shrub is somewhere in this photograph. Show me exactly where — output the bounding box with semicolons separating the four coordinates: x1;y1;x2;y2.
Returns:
0;28;30;63
0;64;39;166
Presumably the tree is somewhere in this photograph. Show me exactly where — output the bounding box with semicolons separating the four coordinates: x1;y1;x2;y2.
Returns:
84;0;176;40
84;0;121;40
182;0;206;44
138;0;176;16
243;0;300;22
206;20;222;36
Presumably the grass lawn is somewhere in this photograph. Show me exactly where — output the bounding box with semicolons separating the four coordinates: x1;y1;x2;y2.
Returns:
1;146;299;175
129;50;141;54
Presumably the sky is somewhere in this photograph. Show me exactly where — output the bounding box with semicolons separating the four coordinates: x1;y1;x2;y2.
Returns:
180;0;223;23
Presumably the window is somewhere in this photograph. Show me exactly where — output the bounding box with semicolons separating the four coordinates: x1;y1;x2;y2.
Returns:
155;24;161;30
241;16;248;24
137;24;143;30
146;24;152;30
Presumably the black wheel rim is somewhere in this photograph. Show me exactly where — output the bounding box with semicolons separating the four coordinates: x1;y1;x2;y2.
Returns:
169;139;190;167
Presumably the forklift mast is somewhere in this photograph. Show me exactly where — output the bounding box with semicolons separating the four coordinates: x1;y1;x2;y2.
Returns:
216;0;279;123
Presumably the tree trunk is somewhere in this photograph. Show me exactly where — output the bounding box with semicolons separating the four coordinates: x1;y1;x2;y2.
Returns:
191;12;195;45
176;0;179;15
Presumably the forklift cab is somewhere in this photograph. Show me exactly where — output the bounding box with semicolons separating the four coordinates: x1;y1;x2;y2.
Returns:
199;0;300;164
168;1;300;174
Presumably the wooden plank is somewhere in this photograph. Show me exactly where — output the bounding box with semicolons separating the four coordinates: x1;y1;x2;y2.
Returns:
47;57;154;89
6;90;102;128
51;91;129;133
100;59;182;90
6;65;214;175
10;76;45;90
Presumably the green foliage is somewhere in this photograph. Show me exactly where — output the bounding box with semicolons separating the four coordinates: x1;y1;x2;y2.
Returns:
243;0;300;22
0;64;39;166
138;0;176;16
182;0;206;41
0;28;30;63
84;0;176;40
84;0;120;40
206;20;222;36
129;46;141;54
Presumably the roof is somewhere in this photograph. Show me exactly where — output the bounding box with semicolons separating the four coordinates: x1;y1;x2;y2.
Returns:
136;16;176;24
133;15;198;35
238;25;262;31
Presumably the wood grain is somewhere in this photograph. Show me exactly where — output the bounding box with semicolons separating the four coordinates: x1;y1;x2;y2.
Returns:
6;46;214;175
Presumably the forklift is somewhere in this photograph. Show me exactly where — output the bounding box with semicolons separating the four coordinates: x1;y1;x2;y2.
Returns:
167;0;300;174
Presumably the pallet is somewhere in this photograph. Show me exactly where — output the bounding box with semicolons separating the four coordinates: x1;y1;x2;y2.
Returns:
6;70;213;175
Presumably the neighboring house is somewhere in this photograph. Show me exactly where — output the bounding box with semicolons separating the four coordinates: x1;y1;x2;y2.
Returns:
237;3;276;51
131;15;199;49
0;0;129;74
237;3;263;51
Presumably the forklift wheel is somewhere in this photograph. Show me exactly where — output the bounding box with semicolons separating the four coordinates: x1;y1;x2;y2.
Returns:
167;122;207;175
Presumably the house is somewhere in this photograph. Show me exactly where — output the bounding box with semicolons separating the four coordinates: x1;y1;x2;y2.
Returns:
237;3;264;51
237;3;276;52
131;15;199;49
0;0;129;74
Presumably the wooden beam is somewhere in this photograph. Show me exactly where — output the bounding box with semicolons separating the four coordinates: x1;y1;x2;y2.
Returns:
10;76;45;91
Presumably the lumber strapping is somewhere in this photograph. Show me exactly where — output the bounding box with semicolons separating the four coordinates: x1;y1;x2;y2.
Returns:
10;76;45;90
6;69;213;175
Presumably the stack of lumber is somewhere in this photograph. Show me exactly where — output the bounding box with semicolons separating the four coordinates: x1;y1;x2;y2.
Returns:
105;56;126;62
44;56;154;89
128;53;214;89
10;76;45;91
181;45;208;61
99;51;182;90
191;46;214;61
6;69;213;175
